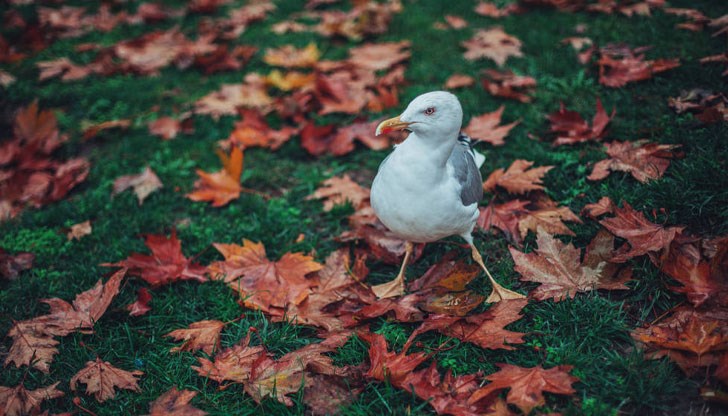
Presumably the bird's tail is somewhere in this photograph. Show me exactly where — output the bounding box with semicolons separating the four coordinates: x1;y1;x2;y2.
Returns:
458;132;485;168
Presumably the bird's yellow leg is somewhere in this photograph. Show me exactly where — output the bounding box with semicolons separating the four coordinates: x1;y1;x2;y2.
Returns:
469;244;526;303
372;241;413;299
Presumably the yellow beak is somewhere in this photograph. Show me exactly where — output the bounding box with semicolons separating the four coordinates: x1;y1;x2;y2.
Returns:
375;115;412;136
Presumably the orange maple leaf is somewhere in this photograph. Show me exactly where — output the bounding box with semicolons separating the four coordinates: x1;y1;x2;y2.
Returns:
483;160;553;194
70;358;143;402
187;147;244;207
166;320;226;355
469;364;579;414
306;174;370;211
462;27;523;66
463;106;519;146
148;387;207;416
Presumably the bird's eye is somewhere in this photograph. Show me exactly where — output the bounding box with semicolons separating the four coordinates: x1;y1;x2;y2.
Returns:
424;107;436;115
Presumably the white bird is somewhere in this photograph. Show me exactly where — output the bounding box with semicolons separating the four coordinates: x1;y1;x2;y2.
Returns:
370;91;525;302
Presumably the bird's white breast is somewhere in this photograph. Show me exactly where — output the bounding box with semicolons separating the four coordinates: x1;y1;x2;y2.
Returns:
371;137;479;243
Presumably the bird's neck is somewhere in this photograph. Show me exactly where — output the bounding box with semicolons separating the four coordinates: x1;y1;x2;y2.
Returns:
398;132;457;168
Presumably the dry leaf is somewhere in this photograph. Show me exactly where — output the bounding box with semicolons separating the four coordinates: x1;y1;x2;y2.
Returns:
67;220;92;240
147;387;207;416
463;106;519;146
70;358;143;402
306;174;370;211
0;382;64;416
166;320;225;355
444;74;475;89
481;69;536;103
0;248;34;280
588;140;682;183
462;27;523;66
483;160;553;194
127;287;152;316
113;166;163;205
187;147;244;207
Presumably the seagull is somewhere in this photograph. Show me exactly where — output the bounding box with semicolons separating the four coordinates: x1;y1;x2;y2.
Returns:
370;91;525;302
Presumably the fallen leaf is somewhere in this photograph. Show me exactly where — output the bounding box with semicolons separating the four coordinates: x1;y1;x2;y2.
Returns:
463;106;519;146
0;248;34;280
477;199;530;246
70;358;143;402
265;69;316;91
193;330;265;383
442;15;468;29
405;299;528;350
306;174;370;211
469;364;578;414
462;27;523;66
474;1;520;17
362;332;428;386
127;287;152;316
510;228;631;301
517;197;581;240
187;147;244;207
444;73;475;89
348;41;411;71
113;166;163;205
597;45;680;88
166;320;225;355
303;374;361;416
148;116;194;140
103;231;207;287
481;69;536;103
588;140;682;183
600;201;684;262
581;196;615;219
208;239;322;312
227;109;297;150
483;160;553;194
147;387;207;416
5;269;125;372
0;382;64;416
81;119;131;141
547;98;613;145
67;220;92;240
633;307;728;374
263;43;320;68
195;75;273;119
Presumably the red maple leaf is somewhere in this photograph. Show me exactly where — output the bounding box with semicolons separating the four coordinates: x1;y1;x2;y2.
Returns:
103;231;207;287
547;98;614;145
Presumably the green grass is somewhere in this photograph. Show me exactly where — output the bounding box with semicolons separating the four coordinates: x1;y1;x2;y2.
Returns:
2;0;727;415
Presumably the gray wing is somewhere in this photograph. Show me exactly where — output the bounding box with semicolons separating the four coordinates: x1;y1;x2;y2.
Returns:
448;133;483;206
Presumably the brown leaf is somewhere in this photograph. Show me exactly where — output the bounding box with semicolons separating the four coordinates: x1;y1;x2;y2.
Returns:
0;382;64;416
306;174;370;211
510;228;631;301
192;330;265;384
148;116;194;140
67;220;92;240
463;106;519;146
148;387;207;416
362;332;429;386
481;69;536;103
483;160;553;194
588;140;683;183
348;41;411;71
195;75;273;119
70;358;143;402
517;197;581;240
227;109;297;150
187;147;244;207
103;231;207;287
0;248;34;280
581;196;615;219
113;166;163;205
303;374;361;416
633;307;728;374
208;239;322;312
469;364;578;414
599;201;684;262
547;98;613;145
166;320;225;355
81;119;131;141
477;199;530;246
406;299;528;350
443;15;468;29
598;45;680;88
5;269;125;372
263;43;320;68
462;27;523;66
474;1;521;17
444;73;475;89
126;287;152;317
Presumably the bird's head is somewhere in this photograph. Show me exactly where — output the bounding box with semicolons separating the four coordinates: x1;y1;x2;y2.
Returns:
375;91;463;140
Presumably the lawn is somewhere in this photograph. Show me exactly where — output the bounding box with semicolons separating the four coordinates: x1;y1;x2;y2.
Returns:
1;0;727;415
